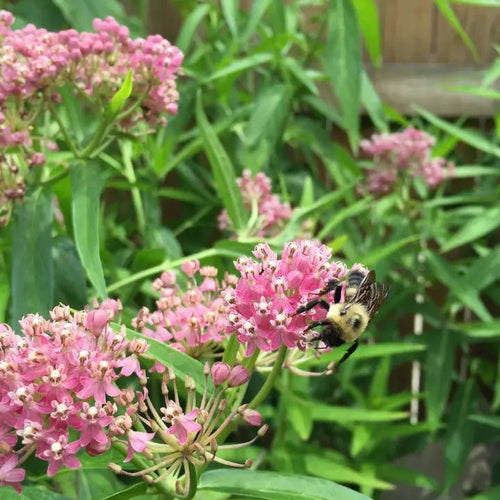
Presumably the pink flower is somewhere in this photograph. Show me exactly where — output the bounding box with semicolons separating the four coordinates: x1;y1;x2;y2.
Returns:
162;402;201;445
360;127;454;194
225;240;348;355
218;170;292;238
131;263;235;359
0;455;25;493
38;434;81;477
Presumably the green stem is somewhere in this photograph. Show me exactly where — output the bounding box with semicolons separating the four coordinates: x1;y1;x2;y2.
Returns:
45;97;79;157
120;141;146;236
248;344;287;409
222;333;239;368
184;461;198;500
80;116;114;159
106;248;240;293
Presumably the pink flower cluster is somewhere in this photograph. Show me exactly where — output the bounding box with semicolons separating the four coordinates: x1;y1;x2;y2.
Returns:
360;127;455;194
223;240;350;356
218;170;292;237
0;300;151;492
0;10;182;225
0;11;182;129
132;262;237;361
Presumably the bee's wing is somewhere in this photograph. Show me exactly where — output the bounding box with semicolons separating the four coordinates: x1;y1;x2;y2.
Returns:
345;270;388;317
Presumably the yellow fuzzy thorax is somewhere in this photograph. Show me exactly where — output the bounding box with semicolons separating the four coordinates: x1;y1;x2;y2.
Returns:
326;302;370;343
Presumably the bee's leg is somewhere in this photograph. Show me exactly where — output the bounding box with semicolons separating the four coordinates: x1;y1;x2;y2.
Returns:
303;320;331;332
295;299;330;315
335;340;359;372
317;279;339;296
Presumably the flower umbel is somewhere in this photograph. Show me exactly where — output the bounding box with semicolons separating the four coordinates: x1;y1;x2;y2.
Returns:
111;363;266;497
132;263;236;361
360;127;455;194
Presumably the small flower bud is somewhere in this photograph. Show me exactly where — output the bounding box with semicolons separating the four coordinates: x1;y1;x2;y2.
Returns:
228;365;250;387
84;309;108;335
211;361;230;386
240;408;262;427
108;463;123;474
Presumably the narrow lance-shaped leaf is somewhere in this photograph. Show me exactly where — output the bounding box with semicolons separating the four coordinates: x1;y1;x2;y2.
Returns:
198;469;375;500
12;185;54;326
195;92;246;232
70;160;107;299
324;0;362;151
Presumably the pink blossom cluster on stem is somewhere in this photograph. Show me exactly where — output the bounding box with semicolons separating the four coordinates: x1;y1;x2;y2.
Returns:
132;262;237;361
0;10;182;224
0;299;152;492
360;127;455;194
218;169;292;237
223;240;353;356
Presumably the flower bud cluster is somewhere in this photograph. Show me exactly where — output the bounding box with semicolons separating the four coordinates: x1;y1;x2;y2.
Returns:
218;169;292;237
132;262;237;361
0;299;148;492
224;240;351;356
360;127;455;194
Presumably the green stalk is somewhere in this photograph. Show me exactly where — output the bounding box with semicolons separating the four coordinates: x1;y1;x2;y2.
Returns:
120;141;146;237
248;344;287;409
222;333;239;367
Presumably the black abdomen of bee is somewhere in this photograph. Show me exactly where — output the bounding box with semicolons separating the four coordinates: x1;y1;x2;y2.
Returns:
347;269;366;288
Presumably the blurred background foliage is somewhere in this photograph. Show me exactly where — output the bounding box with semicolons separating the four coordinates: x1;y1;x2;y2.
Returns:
0;0;499;499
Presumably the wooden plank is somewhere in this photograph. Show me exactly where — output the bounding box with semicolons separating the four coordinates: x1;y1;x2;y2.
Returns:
369;64;499;116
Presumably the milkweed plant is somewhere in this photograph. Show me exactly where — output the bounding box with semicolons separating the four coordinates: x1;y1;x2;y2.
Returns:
0;6;497;500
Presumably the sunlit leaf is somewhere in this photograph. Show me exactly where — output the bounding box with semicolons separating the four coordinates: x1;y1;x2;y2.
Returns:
198;469;375;500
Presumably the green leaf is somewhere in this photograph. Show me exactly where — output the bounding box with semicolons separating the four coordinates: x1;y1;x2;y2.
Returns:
425;328;454;424
70;160;107;299
441;206;500;252
245;84;294;148
377;464;439;491
452;165;500;178
415;106;500;157
53;236;87;309
221;0;239;37
52;0;135;32
317;197;372;240
102;482;148;500
324;0;362;150
3;486;69;500
360;235;420;267
445;380;475;490
361;71;388;131
425;250;492;321
240;0;272;46
469;414;500;429
465;486;500;500
304;454;393;490
198;469;375;500
12;0;66;30
434;0;478;59
123;327;211;395
176;4;210;53
310;402;408;423
453;321;500;339
205;53;273;82
351;0;382;67
12;185;53;325
451;0;500;5
283;57;318;95
106;70;133;117
195;92;246;232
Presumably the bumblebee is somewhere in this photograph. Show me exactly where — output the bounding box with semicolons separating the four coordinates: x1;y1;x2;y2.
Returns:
296;269;388;370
